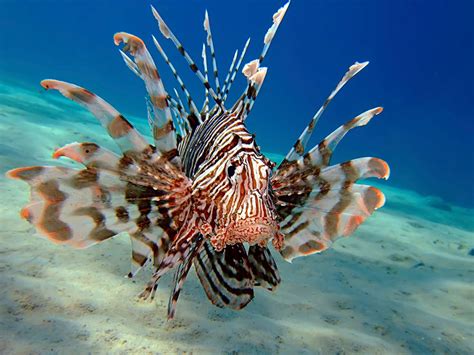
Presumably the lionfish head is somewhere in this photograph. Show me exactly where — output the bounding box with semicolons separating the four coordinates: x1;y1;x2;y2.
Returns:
202;139;282;251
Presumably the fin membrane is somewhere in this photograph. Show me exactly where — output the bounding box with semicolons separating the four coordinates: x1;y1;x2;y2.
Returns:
273;109;390;262
8;140;193;277
248;245;281;290
194;241;254;309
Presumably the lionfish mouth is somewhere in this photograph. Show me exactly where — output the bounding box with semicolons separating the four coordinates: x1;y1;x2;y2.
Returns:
227;217;278;246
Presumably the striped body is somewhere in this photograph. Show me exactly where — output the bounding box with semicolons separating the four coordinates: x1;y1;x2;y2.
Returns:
179;110;280;251
6;2;390;318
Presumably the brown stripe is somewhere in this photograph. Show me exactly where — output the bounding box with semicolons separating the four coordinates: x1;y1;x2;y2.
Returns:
280;245;295;259
74;206;105;224
108;115;133;138
294;140;304;155
70;169;99;189
341;160;359;182
280;211;303;230
90;228;116;242
140;61;160;80
325;212;339;238
132;251;148;267
298;239;324;254
343;116;358;129
153;120;174;140
115;206;129;223
303;153;313;167
73;206;116;242
37;180;72;241
7;166;44;181
325;191;353;238
343;181;353;190
37;180;67;203
150;94;168;110
318;139;332;166
317;180;331;195
68;87;95;103
118;155;134;170
41;203;72;242
160;148;179;162
285;220;310;239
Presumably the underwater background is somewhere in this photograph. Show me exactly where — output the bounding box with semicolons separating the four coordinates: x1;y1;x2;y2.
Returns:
0;0;473;354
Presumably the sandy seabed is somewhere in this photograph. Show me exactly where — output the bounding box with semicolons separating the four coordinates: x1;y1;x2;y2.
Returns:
0;81;473;354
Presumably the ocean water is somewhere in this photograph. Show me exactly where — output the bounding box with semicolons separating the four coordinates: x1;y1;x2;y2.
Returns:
0;0;473;354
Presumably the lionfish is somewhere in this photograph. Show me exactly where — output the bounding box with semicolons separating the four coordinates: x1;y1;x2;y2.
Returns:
7;2;389;319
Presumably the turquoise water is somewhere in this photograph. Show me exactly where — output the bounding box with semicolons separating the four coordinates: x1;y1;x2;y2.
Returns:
2;0;473;207
0;1;473;353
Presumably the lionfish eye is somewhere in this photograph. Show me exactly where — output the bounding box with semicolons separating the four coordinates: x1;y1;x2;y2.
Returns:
227;165;236;177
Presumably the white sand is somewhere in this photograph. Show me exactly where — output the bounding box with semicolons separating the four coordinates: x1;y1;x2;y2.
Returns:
1;81;473;354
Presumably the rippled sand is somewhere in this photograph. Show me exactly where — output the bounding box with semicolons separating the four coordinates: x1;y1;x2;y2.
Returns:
1;81;473;354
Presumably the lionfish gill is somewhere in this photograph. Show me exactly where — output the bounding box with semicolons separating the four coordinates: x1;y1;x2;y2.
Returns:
7;2;390;319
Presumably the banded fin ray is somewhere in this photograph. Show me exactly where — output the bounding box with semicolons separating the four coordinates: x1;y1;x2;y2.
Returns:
273;108;389;261
240;60;268;119
220;48;238;103
278;184;386;261
306;107;383;167
232;2;290;119
165;90;191;137
273;157;389;262
152;35;201;129
203;10;221;98
167;236;205;319
222;38;250;103
6;165;150;248
283;61;369;164
40;80;150;155
8;141;193;276
113;33;179;163
260;1;291;64
151;5;224;109
118;50;141;77
201;43;210;119
138;215;201;301
129;230;167;278
274;107;384;182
